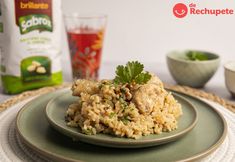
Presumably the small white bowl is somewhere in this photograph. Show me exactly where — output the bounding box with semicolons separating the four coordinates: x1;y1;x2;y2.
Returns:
224;61;235;98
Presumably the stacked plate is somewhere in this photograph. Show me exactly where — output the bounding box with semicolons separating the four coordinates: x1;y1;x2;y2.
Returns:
16;89;227;162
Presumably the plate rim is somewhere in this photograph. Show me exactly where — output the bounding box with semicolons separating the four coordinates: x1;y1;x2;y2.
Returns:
45;91;198;148
16;89;79;162
16;89;227;162
170;90;228;162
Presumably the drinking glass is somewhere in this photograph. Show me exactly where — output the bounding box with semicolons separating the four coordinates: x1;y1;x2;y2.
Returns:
64;14;107;79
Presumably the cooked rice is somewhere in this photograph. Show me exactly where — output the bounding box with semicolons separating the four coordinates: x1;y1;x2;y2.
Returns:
65;74;182;139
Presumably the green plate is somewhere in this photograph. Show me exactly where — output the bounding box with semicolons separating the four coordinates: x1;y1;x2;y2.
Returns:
16;89;227;162
45;91;197;148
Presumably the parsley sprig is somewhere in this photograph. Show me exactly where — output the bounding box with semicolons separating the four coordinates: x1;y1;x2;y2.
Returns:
114;61;151;84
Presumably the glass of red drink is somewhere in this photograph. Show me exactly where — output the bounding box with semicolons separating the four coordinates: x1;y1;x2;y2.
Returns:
64;14;107;79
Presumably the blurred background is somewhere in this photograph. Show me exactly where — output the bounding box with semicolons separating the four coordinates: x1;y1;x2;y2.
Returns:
0;0;231;99
60;0;235;99
61;0;235;64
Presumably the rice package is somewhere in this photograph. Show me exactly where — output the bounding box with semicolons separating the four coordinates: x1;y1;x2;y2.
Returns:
0;0;63;94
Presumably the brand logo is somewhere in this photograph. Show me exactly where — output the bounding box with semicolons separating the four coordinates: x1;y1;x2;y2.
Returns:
20;1;49;9
173;3;234;18
15;0;52;34
173;3;188;18
19;14;52;34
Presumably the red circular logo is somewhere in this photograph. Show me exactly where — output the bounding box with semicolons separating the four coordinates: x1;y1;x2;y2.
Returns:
173;3;188;18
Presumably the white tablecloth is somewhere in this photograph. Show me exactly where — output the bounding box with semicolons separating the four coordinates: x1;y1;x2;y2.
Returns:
0;97;234;162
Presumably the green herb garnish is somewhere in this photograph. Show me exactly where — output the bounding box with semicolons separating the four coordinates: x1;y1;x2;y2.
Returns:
120;116;130;125
186;51;209;61
119;98;128;109
83;128;93;135
114;61;151;84
109;112;116;118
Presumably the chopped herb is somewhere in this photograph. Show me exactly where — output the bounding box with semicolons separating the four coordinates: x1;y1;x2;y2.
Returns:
186;51;209;61
119;98;128;109
105;99;114;107
83;128;92;135
98;84;102;89
120;115;130;125
120;88;126;93
114;61;151;85
109;112;116;118
122;119;128;125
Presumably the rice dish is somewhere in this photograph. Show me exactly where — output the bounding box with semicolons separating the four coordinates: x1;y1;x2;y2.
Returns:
65;74;182;139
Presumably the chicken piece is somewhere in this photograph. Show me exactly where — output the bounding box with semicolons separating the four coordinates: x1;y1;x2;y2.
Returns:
132;83;166;115
147;73;164;88
72;79;99;96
